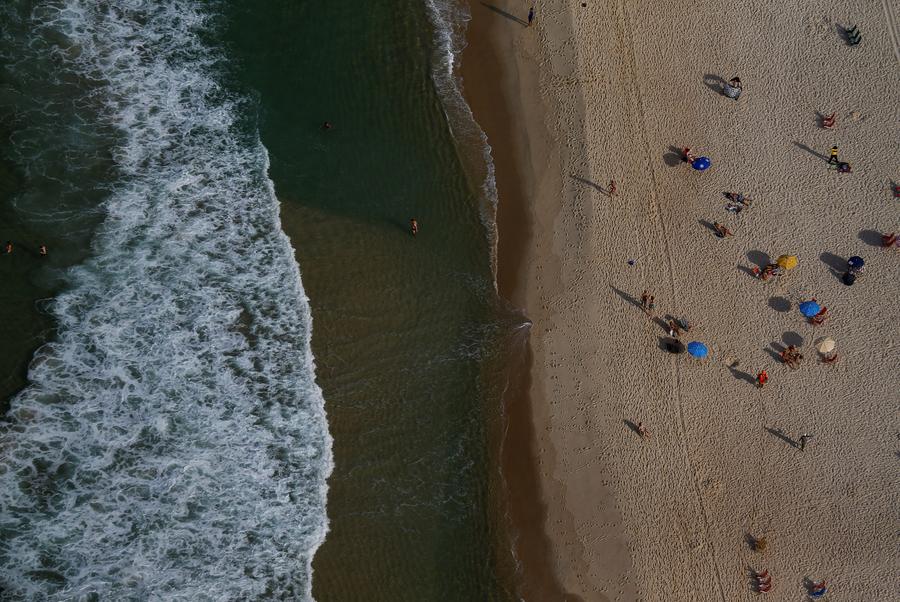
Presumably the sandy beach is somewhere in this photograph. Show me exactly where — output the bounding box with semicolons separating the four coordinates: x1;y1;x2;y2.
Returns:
464;1;899;600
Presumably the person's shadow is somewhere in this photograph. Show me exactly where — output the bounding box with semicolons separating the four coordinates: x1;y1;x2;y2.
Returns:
570;175;608;195
728;365;756;385
702;74;726;95
611;286;642;310
480;2;528;26
765;427;798;449
793;141;829;162
623;419;643;437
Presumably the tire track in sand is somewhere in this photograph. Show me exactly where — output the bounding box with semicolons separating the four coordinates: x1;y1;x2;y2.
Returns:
883;0;900;66
615;1;727;600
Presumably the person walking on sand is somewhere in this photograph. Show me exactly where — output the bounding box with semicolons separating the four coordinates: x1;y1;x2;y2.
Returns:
756;370;768;388
798;433;812;451
640;290;650;310
608;179;617;196
527;6;535;26
828;145;839;166
4;241;12;254
409;218;419;236
39;244;47;256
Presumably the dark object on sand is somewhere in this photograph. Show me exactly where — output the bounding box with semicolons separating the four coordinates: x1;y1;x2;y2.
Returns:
841;271;856;286
662;338;685;354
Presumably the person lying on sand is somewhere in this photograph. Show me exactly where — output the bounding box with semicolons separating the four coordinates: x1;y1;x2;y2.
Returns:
713;222;733;237
810;307;828;325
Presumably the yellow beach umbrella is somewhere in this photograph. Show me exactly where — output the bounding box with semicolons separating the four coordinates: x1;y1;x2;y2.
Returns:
776;254;799;270
815;337;836;354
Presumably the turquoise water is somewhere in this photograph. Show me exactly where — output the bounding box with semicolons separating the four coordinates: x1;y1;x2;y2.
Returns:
0;0;519;599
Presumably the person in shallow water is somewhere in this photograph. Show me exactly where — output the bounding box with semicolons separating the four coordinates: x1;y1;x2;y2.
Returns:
4;240;11;254
39;244;48;256
410;218;418;236
321;121;332;130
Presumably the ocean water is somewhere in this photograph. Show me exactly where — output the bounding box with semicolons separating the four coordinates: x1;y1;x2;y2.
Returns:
0;0;520;599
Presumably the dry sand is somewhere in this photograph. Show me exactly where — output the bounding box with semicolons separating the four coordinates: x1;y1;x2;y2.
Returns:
464;1;899;600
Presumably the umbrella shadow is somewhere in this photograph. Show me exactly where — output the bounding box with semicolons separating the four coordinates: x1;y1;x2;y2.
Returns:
663;145;684;167
792;141;829;162
611;286;642;310
702;73;726;95
570;174;609;195
480;2;528;26
746;250;770;269
782;331;803;347
728;365;756;385
658;336;684;354
819;251;846;280
768;296;791;312
858;229;883;246
765;427;798;449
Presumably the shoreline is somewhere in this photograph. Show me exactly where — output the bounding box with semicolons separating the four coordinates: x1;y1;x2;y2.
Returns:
458;4;561;600
460;3;627;600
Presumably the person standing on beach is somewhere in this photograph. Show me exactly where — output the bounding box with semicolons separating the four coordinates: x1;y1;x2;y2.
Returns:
828;145;839;166
637;422;650;439
410;218;418;236
798;433;812;451
756;370;768;388
608;179;617;196
527;6;535;27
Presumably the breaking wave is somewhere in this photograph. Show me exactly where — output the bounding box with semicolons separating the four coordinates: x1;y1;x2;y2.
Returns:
0;1;332;600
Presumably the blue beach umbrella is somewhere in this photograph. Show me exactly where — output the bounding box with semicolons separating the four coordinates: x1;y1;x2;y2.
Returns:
686;341;709;358
847;256;864;269
691;156;711;171
799;300;821;317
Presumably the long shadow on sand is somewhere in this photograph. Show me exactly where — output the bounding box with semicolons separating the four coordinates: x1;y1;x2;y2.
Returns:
480;2;527;26
765;427;798;449
793;141;829;162
570;175;608;195
611;286;642;310
728;365;756;385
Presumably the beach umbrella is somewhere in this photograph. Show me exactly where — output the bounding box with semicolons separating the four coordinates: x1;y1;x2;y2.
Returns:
691;156;711;171
847;256;864;269
686;341;709;358
799;300;821;317
776;254;798;270
815;337;836;354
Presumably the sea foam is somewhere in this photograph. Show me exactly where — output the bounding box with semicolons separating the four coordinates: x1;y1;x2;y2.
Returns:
0;1;332;600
